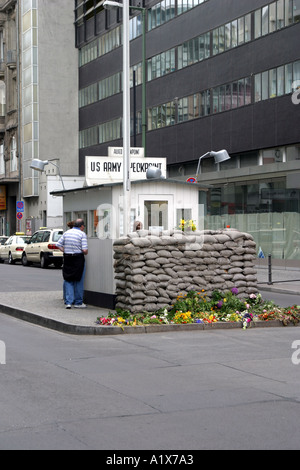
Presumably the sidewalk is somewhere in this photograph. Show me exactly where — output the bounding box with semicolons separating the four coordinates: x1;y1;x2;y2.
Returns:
256;265;300;294
0;290;109;335
0;266;299;335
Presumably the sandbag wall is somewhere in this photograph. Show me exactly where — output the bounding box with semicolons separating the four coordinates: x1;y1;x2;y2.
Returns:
113;229;258;313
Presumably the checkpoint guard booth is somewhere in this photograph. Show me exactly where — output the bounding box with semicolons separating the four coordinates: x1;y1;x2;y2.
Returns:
51;148;210;309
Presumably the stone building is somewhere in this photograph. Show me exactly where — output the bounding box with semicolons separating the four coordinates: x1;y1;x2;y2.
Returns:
0;0;79;236
0;0;19;235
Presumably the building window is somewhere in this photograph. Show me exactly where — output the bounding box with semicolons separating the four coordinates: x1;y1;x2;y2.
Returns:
254;0;299;38
10;136;17;172
286;145;300;161
79;118;121;149
148;48;176;79
262;148;284;165
178;33;209;68
254;60;300;102
148;0;176;30
0;144;4;175
0;81;5;117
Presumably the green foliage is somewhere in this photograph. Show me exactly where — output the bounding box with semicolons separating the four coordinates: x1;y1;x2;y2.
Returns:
96;288;300;329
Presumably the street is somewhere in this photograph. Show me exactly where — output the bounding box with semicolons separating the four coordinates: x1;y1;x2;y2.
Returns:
1;312;300;451
0;263;300;450
0;262;62;292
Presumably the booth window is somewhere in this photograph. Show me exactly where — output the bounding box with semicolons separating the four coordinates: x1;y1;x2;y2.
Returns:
144;200;168;230
94;208;110;239
65;212;73;230
90;210;100;238
176;208;192;228
74;212;87;233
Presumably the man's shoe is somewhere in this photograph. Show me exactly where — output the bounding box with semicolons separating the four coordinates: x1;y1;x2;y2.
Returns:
65;304;72;309
74;303;87;309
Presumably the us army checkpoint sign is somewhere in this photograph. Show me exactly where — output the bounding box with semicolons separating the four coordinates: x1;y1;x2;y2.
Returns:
85;152;167;185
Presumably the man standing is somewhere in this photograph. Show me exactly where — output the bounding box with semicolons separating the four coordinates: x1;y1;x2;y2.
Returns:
57;219;88;309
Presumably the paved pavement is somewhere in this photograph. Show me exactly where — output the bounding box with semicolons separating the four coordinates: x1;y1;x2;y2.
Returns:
0;265;299;335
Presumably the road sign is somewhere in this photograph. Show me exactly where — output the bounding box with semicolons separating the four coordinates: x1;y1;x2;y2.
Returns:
16;212;23;220
16;201;24;212
186;177;196;183
85;155;167;185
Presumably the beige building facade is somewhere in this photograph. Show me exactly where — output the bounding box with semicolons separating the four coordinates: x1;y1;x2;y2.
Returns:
0;0;79;236
0;0;18;235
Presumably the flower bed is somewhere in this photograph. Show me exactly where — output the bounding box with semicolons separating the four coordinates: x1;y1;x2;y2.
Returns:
96;288;300;330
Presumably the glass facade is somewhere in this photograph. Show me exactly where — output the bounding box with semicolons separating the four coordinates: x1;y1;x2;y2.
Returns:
206;178;300;260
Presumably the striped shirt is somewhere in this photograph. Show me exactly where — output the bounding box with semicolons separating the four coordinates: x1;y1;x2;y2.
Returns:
57;228;88;254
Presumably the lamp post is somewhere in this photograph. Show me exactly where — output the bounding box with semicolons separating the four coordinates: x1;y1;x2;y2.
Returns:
122;0;130;236
103;1;146;154
103;0;130;235
130;5;146;154
103;0;146;235
30;158;66;191
196;149;230;181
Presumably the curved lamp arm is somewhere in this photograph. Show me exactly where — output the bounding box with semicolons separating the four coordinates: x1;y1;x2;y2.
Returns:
196;152;211;180
196;149;230;181
30;159;66;191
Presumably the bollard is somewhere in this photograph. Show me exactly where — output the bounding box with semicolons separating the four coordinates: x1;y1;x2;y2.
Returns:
268;253;273;285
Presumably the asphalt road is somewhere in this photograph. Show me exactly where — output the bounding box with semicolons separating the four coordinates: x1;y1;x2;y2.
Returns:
259;289;300;307
1;313;300;451
0;262;62;292
1;263;300;450
1;261;300;307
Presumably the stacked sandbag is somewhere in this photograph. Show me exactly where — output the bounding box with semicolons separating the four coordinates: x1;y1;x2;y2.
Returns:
113;228;258;313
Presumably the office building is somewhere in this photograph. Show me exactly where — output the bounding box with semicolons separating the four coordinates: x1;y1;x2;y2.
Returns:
76;0;300;264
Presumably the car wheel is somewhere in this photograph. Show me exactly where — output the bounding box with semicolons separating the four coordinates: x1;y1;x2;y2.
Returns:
40;254;48;269
22;253;31;266
8;253;15;265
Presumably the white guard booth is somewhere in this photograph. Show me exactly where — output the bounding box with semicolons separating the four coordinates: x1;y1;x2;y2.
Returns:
51;151;210;308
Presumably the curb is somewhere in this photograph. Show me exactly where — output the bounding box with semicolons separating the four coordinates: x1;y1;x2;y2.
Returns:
259;285;299;295
0;302;297;335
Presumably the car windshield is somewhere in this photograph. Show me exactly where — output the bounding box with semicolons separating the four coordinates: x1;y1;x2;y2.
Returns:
17;237;30;244
52;231;63;242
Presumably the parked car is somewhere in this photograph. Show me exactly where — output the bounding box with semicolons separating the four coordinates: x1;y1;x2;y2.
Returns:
0;236;8;245
0;233;31;264
22;228;64;268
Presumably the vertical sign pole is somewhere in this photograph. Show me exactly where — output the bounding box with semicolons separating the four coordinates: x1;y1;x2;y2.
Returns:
123;0;131;236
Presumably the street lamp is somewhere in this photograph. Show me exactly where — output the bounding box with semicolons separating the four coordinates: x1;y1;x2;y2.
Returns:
104;0;130;235
196;150;230;181
129;5;147;155
103;2;146;152
30;158;66;191
103;0;147;234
